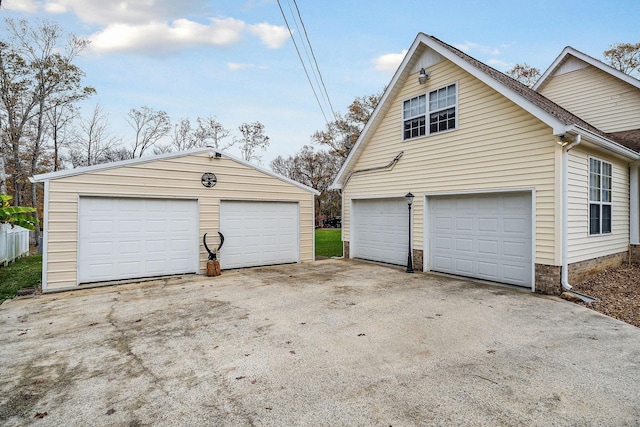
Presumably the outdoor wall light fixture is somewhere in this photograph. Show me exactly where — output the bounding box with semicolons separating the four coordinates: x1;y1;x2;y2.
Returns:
208;148;223;159
405;192;414;273
418;68;430;84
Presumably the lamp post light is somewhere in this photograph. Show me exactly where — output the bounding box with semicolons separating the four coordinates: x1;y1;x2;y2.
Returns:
405;192;414;273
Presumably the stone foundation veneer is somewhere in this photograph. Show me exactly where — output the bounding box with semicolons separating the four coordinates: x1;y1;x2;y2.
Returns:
412;249;424;272
567;251;628;285
536;250;631;295
343;241;350;259
631;245;640;264
535;264;562;295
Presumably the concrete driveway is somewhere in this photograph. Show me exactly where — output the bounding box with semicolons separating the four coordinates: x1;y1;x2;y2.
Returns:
1;259;639;426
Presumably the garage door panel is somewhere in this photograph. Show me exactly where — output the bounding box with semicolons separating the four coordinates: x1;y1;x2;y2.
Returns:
456;238;473;252
456;217;473;231
78;198;198;283
478;218;498;232
503;241;526;258
353;198;407;266
220;201;299;269
478;197;498;210
429;193;532;287
477;239;498;255
504;218;527;234
478;261;498;277
456;259;474;274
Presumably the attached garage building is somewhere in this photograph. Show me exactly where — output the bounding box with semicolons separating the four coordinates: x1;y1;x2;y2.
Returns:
31;148;318;293
331;34;640;295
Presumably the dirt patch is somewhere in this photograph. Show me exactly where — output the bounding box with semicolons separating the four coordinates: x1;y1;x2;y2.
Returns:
572;263;640;328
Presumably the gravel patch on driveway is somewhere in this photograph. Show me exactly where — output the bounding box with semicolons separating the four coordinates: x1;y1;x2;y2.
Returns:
1;259;639;426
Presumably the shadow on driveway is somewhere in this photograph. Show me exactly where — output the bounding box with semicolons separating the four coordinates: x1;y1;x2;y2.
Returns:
1;259;639;426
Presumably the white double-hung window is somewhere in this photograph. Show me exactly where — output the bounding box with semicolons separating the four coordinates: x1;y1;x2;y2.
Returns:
403;83;457;140
588;157;612;235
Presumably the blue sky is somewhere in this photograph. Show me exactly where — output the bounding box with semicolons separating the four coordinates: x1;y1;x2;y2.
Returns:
3;0;640;165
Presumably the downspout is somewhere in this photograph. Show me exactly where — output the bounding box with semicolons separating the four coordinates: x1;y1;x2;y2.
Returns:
561;135;580;290
560;135;596;303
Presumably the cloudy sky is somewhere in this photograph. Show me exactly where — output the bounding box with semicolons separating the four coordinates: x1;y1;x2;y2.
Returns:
3;0;639;165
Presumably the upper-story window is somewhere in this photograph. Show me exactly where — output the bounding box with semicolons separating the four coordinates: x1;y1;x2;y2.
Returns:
403;83;457;140
589;157;612;235
403;94;426;139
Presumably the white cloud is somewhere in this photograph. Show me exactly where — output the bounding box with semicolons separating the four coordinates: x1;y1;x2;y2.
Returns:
38;0;207;25
4;0;39;13
90;18;252;54
228;62;255;71
454;41;500;56
248;22;290;49
9;0;290;55
44;2;67;14
373;49;407;72
487;59;511;69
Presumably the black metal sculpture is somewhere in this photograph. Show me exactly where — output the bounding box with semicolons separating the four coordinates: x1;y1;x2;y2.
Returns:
203;231;224;261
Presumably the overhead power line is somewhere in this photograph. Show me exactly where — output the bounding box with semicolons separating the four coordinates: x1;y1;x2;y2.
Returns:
276;0;337;127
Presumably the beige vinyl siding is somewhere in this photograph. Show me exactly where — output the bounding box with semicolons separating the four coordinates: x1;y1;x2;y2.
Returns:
343;59;558;265
567;147;630;262
44;152;314;290
539;65;640;133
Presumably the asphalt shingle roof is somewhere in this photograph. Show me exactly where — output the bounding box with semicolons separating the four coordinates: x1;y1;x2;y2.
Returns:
428;36;640;154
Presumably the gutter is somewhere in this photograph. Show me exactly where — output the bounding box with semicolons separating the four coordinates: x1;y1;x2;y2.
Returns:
560;134;596;303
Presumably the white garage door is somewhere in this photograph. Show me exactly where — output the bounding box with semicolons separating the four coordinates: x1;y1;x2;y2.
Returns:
429;193;532;287
219;201;299;269
353;198;408;266
78;197;199;284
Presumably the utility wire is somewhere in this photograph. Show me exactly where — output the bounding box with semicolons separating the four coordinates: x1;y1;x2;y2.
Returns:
292;0;338;121
285;0;328;112
276;0;330;126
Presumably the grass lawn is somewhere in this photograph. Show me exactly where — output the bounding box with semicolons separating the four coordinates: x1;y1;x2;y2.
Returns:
0;255;42;302
315;229;343;258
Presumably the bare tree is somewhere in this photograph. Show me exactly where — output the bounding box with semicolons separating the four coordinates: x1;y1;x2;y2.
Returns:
0;18;94;205
506;63;541;87
68;103;122;167
46;103;76;171
236;121;270;163
270;145;342;225
312;90;382;159
604;42;640;76
0;155;6;195
168;118;196;152
127;106;171;158
194;116;233;150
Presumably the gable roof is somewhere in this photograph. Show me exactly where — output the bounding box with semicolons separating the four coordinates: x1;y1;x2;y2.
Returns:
30;148;320;195
533;46;640;93
331;33;639;190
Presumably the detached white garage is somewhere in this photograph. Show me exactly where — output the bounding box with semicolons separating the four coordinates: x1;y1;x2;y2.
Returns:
31;149;318;292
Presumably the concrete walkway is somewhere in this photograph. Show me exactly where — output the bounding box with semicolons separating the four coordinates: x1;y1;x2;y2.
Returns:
1;259;639;426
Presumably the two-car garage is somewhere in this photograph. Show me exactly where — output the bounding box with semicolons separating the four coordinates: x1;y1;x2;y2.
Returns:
32;149;317;292
351;192;533;288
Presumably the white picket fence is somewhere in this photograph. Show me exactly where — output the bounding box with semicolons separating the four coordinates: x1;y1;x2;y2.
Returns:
0;224;30;266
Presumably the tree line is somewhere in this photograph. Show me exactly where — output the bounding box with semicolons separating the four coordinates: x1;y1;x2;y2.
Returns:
1;17;638;233
0;19;271;239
